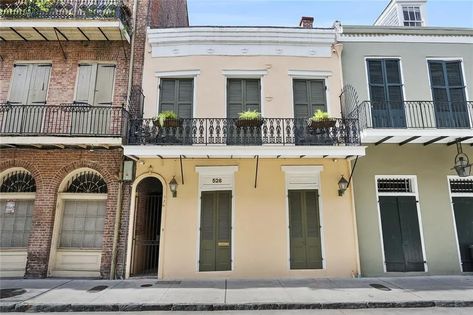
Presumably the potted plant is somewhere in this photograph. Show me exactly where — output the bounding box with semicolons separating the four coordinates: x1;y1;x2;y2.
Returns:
235;110;263;127
309;110;336;129
154;111;182;128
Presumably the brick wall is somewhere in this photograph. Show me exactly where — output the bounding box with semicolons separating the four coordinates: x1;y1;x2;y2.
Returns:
0;148;122;278
0;41;130;106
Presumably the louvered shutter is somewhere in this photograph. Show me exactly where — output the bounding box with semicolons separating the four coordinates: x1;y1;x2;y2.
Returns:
293;80;309;118
289;190;306;269
397;196;424;272
304;190;323;269
76;64;95;104
244;79;260;112
27;64;51;105
9;65;30;104
379;196;405;272
199;192;216;271
309;80;326;112
159;79;176;113
215;191;231;271
94;65;115;106
227;79;260;118
177;79;193;118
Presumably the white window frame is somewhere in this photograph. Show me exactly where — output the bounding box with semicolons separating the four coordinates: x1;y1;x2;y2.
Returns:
195;166;238;273
281;165;326;271
374;175;428;273
401;6;423;27
155;70;200;118
446;175;473;273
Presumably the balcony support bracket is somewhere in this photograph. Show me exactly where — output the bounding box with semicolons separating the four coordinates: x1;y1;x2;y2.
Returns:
254;155;259;189
54;28;67;60
347;156;359;190
180;155;184;185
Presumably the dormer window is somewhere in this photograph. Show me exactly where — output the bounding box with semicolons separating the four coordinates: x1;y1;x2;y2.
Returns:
402;6;422;26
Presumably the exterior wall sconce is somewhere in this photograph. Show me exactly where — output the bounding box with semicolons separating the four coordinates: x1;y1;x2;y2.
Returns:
169;176;178;197
452;142;472;177
338;175;349;196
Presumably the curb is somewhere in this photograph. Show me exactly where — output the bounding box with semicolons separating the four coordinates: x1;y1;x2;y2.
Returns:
1;300;473;312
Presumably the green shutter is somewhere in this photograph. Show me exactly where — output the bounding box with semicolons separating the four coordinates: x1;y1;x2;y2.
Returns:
159;79;193;118
199;192;216;271
379;196;424;272
452;197;473;272
227;79;260;118
293;79;326;118
199;191;232;272
289;190;323;269
94;65;115;106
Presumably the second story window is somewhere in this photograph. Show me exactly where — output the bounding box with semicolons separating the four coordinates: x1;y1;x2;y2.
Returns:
428;60;469;128
159;79;194;118
293;79;327;118
227;79;261;118
367;59;405;128
8;63;51;105
75;63;115;106
402;6;422;26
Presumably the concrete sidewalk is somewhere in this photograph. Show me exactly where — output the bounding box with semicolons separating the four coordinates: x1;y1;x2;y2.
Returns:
1;276;472;312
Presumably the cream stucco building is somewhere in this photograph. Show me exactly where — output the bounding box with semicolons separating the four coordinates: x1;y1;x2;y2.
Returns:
122;24;365;279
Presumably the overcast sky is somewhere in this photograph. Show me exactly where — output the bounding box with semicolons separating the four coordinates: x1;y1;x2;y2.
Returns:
187;0;473;28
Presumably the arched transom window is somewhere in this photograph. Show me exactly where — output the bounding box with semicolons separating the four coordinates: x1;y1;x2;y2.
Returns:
65;171;107;193
0;170;36;193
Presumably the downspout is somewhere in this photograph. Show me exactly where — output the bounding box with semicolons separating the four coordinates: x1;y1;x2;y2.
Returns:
126;0;140;103
110;153;124;279
348;158;361;278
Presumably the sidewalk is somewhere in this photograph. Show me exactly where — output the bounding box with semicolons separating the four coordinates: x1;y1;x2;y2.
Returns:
1;276;472;312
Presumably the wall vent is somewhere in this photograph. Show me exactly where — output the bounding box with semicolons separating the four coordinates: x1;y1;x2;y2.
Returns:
377;178;413;193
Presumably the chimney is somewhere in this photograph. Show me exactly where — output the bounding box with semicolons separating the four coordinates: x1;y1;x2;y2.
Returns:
299;16;314;28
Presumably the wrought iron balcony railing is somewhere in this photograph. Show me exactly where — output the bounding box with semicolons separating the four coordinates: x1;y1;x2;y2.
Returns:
351;101;473;130
0;103;128;137
127;118;360;146
0;0;132;34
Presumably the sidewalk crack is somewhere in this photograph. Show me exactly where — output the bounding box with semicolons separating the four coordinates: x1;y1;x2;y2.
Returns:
22;279;74;303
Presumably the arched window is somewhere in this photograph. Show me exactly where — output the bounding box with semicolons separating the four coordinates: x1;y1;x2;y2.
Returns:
0;169;35;248
0;170;36;193
65;171;107;193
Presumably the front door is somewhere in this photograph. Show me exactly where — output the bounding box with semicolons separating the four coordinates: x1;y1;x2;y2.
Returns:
452;197;473;272
199;191;232;272
379;196;425;272
288;190;323;269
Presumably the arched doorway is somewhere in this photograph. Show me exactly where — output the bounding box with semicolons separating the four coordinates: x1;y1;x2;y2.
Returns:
130;177;163;277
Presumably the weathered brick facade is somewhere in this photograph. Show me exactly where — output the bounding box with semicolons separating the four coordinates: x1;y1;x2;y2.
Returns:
0;148;122;278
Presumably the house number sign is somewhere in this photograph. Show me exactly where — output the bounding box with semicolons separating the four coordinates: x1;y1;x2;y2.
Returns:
212;178;223;184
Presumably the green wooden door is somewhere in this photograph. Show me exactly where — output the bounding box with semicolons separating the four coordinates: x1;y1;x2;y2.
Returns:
379;196;424;272
289;190;323;269
199;191;232;272
452;197;473;272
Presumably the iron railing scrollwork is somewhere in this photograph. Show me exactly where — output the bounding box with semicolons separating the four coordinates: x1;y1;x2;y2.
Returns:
0;103;127;137
127;118;360;146
0;0;132;35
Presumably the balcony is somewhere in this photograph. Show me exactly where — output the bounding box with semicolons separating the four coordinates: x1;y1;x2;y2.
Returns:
352;100;473;145
0;0;132;41
0;103;128;147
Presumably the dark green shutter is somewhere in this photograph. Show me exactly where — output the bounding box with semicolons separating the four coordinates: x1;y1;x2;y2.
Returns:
428;60;468;128
227;79;260;118
293;80;326;118
379;196;424;272
199;191;232;272
366;59;405;128
289;190;323;269
452;197;473;272
159;79;193;118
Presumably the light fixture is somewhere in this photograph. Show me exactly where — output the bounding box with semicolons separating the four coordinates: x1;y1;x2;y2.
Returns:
452;142;472;177
338;175;349;196
169;176;178;197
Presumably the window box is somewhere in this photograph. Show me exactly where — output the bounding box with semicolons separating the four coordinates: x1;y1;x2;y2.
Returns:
309;119;336;129
234;118;264;128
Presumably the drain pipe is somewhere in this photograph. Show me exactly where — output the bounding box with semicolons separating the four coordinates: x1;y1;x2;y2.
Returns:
126;0;140;102
110;154;124;279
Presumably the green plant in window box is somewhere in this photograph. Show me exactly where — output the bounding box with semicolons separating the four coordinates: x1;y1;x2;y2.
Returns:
154;111;182;128
309;110;336;129
235;110;263;127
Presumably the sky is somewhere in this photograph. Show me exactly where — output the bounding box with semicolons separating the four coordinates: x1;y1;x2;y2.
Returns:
187;0;473;28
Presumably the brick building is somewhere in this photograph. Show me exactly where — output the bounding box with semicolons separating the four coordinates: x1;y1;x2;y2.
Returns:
0;0;188;278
